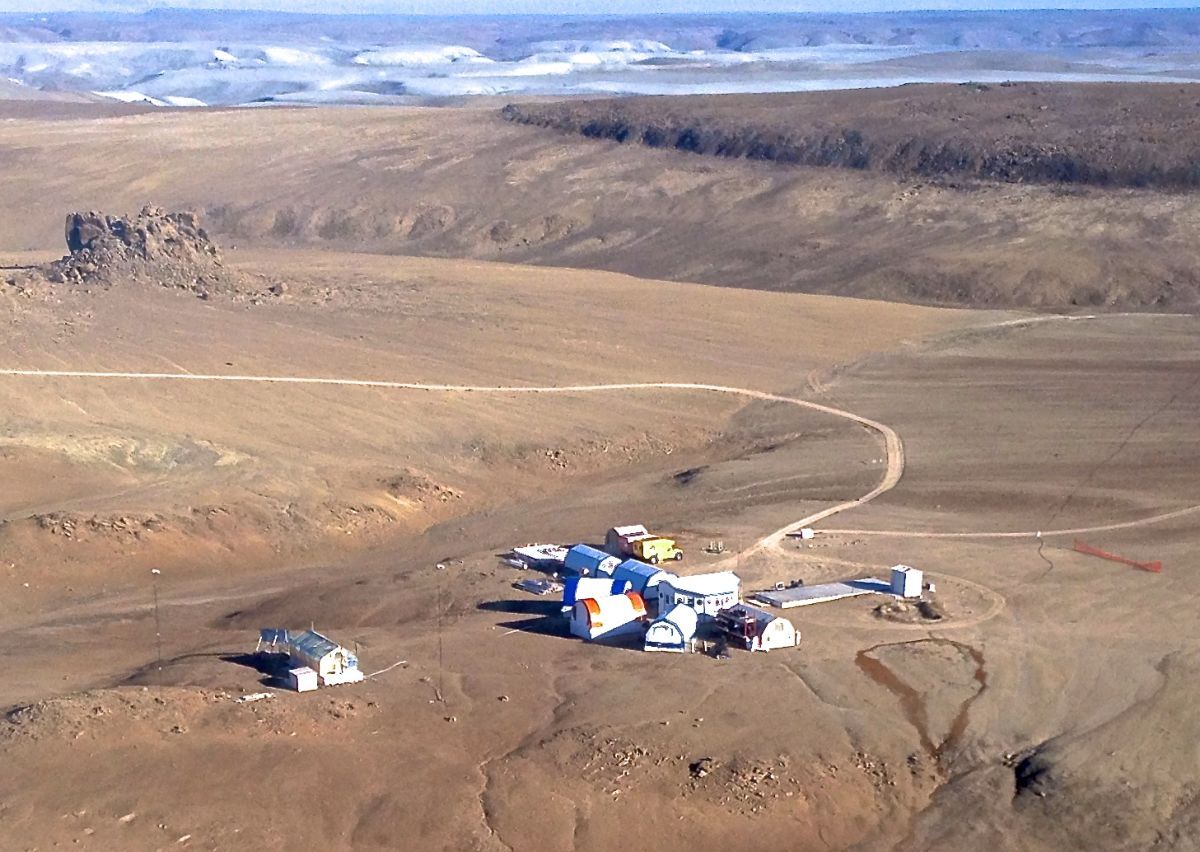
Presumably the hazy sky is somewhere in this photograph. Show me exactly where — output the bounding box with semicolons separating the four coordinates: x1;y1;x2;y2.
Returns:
2;0;1198;13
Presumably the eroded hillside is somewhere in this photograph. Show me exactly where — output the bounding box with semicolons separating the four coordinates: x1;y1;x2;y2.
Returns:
503;83;1200;190
2;91;1199;312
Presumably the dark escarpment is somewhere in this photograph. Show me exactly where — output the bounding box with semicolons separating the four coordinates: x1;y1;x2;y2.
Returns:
502;82;1200;190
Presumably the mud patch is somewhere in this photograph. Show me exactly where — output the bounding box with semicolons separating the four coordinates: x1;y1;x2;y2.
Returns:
874;595;947;623
1007;744;1056;799
673;465;707;486
855;638;987;764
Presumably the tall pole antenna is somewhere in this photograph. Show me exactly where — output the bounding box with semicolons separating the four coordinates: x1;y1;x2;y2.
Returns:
436;562;446;704
151;568;163;673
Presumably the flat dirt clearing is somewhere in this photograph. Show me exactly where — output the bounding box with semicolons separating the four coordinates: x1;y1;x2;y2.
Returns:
1;98;1198;851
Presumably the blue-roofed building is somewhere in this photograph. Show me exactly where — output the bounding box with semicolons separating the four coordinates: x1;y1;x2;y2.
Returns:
611;559;673;603
287;629;363;686
563;544;621;578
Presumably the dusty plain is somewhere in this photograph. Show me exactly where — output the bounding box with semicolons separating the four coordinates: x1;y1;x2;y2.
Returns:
1;90;1198;851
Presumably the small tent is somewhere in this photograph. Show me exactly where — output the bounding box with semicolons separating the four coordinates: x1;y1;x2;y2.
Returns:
569;592;647;641
564;544;621;578
643;603;698;653
561;575;632;615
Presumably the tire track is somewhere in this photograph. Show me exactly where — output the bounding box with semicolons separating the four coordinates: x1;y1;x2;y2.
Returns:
820;503;1200;540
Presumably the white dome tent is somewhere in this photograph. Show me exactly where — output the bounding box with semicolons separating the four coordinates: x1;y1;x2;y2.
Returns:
643;603;698;653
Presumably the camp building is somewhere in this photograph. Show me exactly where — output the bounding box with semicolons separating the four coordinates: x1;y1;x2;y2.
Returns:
288;629;364;686
657;572;740;622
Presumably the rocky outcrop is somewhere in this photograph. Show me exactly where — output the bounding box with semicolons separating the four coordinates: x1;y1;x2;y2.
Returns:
37;206;254;298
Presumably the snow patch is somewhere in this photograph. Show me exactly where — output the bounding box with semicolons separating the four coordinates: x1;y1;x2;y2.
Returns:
351;45;491;66
93;89;168;106
475;60;576;78
161;94;207;107
528;39;674;55
259;46;332;67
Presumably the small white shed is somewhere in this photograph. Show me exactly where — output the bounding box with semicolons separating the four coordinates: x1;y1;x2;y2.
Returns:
287;666;319;693
644;603;698;653
890;565;923;599
570;592;647;641
657;572;741;623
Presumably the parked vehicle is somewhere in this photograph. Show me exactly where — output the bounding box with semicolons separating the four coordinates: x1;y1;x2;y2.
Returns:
605;523;683;564
629;535;683;564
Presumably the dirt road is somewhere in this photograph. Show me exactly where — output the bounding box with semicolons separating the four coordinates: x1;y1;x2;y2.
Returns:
820;502;1200;539
0;368;905;568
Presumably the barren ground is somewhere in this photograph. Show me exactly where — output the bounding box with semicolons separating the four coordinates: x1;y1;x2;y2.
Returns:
1;95;1198;852
1;94;1199;309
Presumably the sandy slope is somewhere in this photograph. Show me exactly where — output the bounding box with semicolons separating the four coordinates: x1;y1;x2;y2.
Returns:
0;248;963;616
0;98;1198;309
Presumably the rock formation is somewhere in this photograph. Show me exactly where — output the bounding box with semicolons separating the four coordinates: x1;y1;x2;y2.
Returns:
39;206;249;298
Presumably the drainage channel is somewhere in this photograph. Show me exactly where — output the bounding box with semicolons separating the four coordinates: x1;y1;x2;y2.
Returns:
854;638;988;762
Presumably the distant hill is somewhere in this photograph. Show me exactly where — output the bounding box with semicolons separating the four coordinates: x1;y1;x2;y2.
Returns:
504;82;1200;190
0;77;100;103
3;94;1198;311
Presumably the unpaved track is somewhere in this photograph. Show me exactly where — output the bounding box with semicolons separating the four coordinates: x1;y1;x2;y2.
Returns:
822;502;1200;540
4;367;1196;558
0;368;904;564
4;352;1195;566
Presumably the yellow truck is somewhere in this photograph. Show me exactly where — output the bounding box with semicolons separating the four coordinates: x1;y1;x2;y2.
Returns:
630;536;683;564
606;524;684;564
